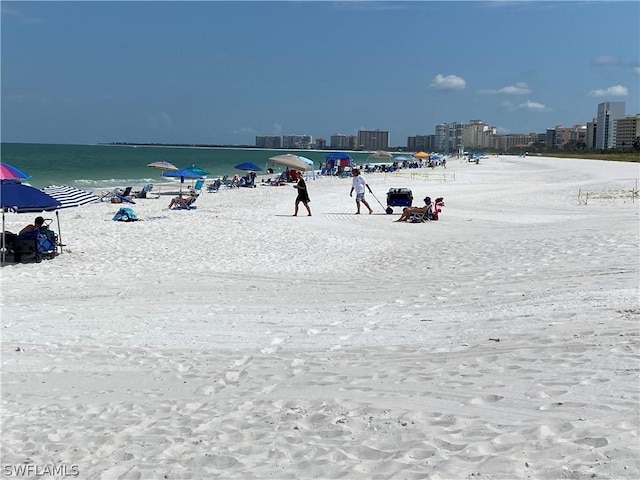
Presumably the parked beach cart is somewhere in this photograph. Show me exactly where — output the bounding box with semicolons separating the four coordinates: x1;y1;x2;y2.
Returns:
385;188;413;214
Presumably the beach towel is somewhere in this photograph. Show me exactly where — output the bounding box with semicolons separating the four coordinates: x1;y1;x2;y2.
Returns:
112;207;139;222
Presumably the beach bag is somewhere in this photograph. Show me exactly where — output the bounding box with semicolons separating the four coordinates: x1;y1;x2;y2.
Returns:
112;207;139;222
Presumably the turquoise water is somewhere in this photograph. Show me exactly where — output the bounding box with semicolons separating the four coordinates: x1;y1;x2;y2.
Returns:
0;143;373;190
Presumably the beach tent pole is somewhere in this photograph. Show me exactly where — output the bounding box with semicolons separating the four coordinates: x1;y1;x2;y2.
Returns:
55;210;63;255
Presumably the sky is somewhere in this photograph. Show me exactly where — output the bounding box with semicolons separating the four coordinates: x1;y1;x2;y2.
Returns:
1;1;639;147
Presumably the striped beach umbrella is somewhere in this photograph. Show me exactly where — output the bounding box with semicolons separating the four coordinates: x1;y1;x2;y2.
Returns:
147;161;179;171
41;185;100;209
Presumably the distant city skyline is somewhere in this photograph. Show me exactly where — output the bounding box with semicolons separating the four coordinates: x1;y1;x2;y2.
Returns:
1;1;638;146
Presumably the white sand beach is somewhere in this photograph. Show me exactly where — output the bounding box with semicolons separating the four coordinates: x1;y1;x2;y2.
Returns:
1;155;639;479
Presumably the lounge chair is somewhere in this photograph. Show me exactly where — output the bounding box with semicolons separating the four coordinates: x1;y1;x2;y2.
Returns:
207;179;222;192
134;183;154;198
101;187;135;204
193;179;205;194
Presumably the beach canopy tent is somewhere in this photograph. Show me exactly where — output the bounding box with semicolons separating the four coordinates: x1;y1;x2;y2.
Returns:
325;152;353;166
1;180;63;262
324;152;353;174
267;154;314;172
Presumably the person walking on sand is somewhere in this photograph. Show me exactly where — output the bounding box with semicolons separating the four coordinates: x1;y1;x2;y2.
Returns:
293;171;312;216
349;168;373;214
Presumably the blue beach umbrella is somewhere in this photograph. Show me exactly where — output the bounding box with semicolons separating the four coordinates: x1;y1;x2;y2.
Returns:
163;168;204;193
185;164;209;176
234;162;262;172
1;180;61;213
1;180;62;262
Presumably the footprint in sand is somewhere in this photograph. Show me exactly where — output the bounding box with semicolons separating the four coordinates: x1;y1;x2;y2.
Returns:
468;394;504;405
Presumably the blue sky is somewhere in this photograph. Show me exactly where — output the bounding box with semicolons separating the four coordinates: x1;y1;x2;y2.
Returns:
2;1;638;146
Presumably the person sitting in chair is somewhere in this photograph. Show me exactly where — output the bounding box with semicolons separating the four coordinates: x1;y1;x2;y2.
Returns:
2;216;45;242
168;189;195;209
2;216;47;260
394;197;433;222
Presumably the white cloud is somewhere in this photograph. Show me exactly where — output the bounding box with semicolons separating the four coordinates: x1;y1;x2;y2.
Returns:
143;112;173;129
634;66;640;75
429;74;466;91
518;100;549;112
272;123;283;135
587;85;629;97
592;56;620;66
479;82;531;95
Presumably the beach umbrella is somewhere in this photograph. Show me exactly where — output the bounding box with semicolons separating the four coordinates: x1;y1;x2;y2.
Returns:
185;164;209;176
297;156;315;179
1;180;62;262
41;185;100;209
147;161;179;171
163;168;203;193
268;154;313;171
0;162;31;181
234;162;263;172
1;180;61;213
413;151;429;159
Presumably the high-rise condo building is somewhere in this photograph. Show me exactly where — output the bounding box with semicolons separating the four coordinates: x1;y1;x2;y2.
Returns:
357;130;389;151
255;136;282;149
595;102;625;149
330;134;357;150
614;114;640;149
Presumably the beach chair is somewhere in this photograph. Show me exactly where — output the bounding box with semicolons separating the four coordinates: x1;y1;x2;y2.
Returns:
207;179;222;192
409;205;433;223
409;197;444;222
239;173;256;188
193;179;205;194
101;187;135;204
169;190;200;210
11;221;60;263
134;183;154;198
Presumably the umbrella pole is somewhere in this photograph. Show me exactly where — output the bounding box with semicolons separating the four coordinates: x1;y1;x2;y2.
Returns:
2;210;5;264
55;210;63;255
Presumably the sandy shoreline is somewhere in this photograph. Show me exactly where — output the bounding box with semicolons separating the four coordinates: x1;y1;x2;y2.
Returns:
1;155;639;479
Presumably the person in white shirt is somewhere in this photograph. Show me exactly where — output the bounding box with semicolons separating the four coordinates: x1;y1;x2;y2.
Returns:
349;168;373;214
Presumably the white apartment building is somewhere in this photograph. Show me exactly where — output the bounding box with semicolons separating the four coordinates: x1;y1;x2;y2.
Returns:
595;102;625;149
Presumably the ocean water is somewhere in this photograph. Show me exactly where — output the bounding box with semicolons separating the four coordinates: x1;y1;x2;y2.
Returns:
0;143;373;190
